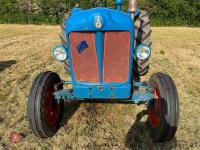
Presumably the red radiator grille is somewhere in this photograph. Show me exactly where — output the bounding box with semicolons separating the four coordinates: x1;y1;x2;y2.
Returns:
69;32;100;82
69;31;130;83
103;31;130;83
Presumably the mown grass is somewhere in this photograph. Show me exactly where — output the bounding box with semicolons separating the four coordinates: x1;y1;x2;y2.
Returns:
0;25;200;149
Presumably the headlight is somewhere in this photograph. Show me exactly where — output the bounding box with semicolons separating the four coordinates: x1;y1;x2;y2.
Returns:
135;44;151;60
94;15;103;29
52;45;67;62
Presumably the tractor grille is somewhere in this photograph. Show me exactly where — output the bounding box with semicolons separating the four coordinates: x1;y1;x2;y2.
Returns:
103;31;130;82
69;31;130;83
69;32;100;82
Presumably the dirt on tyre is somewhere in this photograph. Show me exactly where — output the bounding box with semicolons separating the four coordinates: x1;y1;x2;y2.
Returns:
147;72;179;142
133;9;152;76
28;71;64;138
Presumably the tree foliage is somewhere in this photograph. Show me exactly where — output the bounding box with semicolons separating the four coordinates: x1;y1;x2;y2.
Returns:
0;0;199;26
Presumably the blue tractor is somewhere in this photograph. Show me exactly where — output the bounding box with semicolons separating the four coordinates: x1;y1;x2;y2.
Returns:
28;0;179;142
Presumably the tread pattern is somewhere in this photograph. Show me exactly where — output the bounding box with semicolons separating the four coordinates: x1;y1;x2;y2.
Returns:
28;72;63;138
61;24;67;48
61;16;71;74
148;73;179;142
133;10;152;76
28;72;48;137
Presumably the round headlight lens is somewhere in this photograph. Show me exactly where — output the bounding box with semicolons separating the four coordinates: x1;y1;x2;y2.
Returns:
52;46;67;61
136;45;151;60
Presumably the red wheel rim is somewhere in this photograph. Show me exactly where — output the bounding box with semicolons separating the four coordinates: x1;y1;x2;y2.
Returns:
44;88;61;127
147;87;161;128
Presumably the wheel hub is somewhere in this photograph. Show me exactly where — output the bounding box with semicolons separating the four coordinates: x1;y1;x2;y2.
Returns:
45;88;61;127
147;88;161;128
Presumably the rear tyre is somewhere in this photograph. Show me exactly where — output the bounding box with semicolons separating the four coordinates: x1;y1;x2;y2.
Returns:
28;71;64;138
133;10;152;76
61;18;71;74
147;73;179;142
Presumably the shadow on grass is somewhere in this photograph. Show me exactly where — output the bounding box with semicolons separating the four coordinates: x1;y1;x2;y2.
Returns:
0;60;16;72
125;110;177;150
60;101;81;126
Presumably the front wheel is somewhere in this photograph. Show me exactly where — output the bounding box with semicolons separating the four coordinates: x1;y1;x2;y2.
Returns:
28;71;64;138
147;73;179;142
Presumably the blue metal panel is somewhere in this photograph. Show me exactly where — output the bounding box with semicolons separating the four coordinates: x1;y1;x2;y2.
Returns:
95;32;104;83
53;81;153;103
65;8;134;33
73;84;131;99
131;92;154;104
115;0;124;10
54;84;131;100
71;7;83;15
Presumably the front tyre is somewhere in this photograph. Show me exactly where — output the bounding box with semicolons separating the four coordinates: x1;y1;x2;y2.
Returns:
28;71;64;138
147;73;179;142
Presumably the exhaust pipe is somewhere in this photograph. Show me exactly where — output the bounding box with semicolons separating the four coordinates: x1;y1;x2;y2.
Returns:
128;0;138;19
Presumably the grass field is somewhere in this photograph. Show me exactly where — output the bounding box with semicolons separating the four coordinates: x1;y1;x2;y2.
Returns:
0;25;200;149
